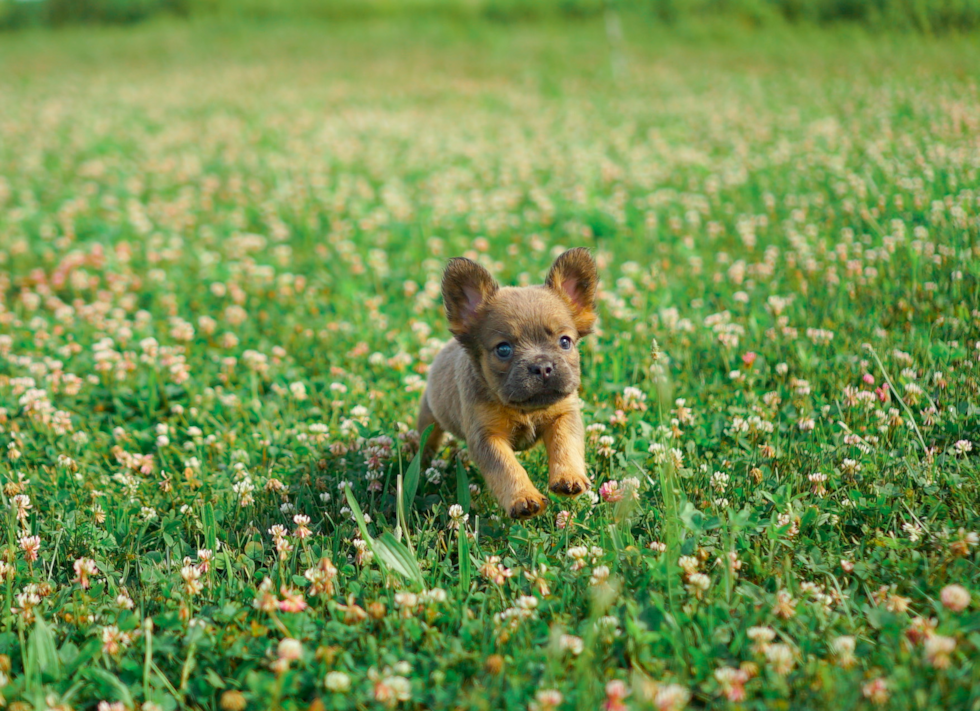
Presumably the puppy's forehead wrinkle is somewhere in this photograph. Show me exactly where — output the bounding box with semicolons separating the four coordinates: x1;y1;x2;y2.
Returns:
485;327;516;343
477;287;575;344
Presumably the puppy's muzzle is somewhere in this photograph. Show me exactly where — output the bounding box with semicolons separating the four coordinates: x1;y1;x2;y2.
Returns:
528;357;555;381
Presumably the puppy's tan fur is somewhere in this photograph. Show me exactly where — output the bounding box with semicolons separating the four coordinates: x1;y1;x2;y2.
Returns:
417;248;598;519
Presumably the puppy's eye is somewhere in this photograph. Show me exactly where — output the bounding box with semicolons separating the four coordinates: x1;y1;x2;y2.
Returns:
494;342;513;359
559;336;573;350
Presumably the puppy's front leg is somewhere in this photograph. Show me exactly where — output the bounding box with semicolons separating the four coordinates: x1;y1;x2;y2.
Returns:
544;409;591;497
469;435;548;519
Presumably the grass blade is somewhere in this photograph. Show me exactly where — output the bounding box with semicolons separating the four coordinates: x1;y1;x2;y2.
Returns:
345;484;423;586
458;525;471;594
402;423;434;516
375;532;424;586
344;484;375;548
203;502;217;554
455;457;471;514
28;615;61;680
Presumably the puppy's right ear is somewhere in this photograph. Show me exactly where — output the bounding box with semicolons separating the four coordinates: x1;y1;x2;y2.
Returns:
442;257;498;340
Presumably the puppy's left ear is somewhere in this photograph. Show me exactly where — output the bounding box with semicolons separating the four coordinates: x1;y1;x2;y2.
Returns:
546;247;598;336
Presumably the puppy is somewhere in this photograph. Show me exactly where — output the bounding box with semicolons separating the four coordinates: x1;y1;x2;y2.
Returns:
417;248;598;519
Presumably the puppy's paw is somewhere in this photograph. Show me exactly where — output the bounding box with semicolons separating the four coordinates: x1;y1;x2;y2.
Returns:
549;472;591;497
506;490;549;519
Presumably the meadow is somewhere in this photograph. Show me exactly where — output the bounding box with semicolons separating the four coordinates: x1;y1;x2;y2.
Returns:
0;14;979;711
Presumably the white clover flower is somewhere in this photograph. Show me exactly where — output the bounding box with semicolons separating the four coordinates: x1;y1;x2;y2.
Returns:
325;671;351;692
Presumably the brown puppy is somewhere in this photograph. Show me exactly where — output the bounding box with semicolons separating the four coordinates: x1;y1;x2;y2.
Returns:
417;248;598;519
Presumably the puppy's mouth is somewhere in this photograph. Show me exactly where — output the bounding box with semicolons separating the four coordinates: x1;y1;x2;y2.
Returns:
508;389;570;409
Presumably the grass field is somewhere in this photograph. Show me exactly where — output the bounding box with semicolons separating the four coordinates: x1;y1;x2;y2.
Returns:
0;15;979;711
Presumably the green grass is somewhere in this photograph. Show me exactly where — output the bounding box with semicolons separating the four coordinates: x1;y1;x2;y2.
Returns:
5;0;980;33
0;15;979;711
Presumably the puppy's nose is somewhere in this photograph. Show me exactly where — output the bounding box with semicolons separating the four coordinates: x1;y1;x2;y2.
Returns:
529;359;555;380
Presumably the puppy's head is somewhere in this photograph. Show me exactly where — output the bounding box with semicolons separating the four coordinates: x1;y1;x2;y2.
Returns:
442;248;598;410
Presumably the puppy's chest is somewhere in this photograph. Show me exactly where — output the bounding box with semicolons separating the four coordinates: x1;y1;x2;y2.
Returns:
509;420;543;451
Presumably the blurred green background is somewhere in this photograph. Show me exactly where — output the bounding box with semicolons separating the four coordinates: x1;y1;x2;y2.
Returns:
2;0;980;32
